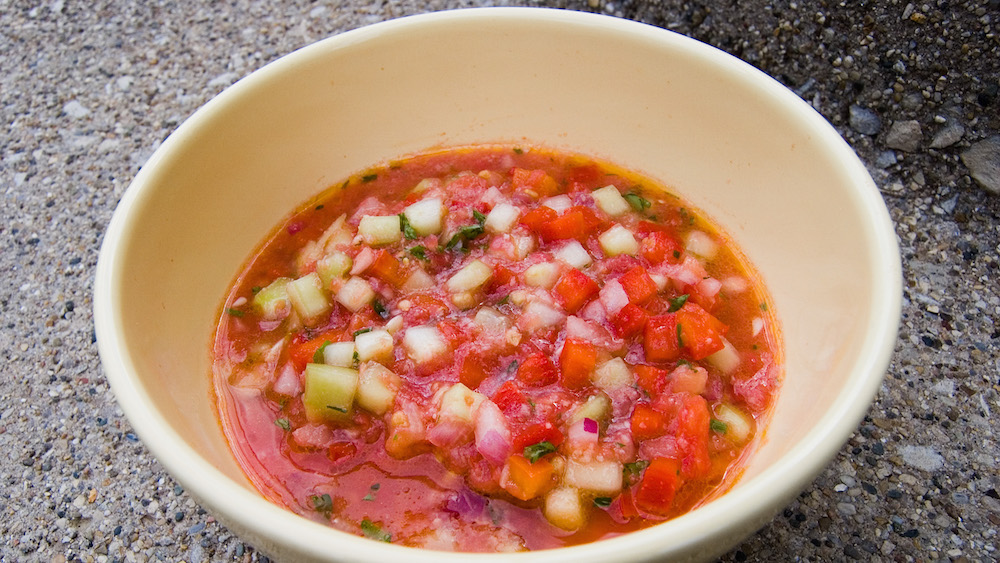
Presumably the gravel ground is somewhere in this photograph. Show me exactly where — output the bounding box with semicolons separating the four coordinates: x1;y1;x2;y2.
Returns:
1;0;998;561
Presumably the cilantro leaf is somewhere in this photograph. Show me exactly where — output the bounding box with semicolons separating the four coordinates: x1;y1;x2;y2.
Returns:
312;341;331;363
225;307;244;317
710;419;728;434
398;213;417;240
352;327;372;338
274;418;291;431
310;493;333;518
523;441;557;463
361;518;392;542
593;497;613;508
667;294;689;312
623;192;651;212
409;245;429;261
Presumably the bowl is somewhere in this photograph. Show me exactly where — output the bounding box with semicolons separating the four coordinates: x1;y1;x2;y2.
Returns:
94;7;901;562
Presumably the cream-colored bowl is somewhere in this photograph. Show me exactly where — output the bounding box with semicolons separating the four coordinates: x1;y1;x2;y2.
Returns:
94;7;901;562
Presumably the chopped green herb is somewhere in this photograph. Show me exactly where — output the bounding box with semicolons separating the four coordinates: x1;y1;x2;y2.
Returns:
315;204;325;210
593;497;613;508
362;173;378;183
523;441;557;463
327;405;349;413
251;286;262;294
372;299;389;319
497;294;510;305
361;518;392;542
398;213;417;240
274;418;291;431
352;327;372;337
409;245;429;261
677;323;684;348
340;180;349;190
506;360;519;373
668;294;689;312
623;192;651;212
313;341;331;363
310;493;333;518
444;211;488;251
472;209;487;225
623;460;649;481
362;483;380;501
676;358;693;368
352;350;360;367
673;250;682;259
759;302;768;312
226;307;244;317
710;419;728;434
513;147;524;155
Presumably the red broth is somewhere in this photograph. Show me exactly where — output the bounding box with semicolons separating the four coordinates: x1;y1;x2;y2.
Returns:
213;146;781;551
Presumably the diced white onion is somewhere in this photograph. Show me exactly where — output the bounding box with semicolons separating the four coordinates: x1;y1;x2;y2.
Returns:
685;230;718;259
402;325;450;364
722;276;749;294
403;197;445;236
591;185;631;217
354;329;394;364
484;202;521;234
542;195;573;213
552;241;592;269
446;259;493;293
598;224;639;257
751;317;765;337
598;279;629;315
474;307;510;334
707;337;741;374
517;301;566;332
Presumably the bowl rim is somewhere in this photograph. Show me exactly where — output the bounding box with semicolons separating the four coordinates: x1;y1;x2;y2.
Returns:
94;6;902;561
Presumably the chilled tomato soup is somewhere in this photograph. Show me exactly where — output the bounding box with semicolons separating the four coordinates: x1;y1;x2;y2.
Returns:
212;145;782;551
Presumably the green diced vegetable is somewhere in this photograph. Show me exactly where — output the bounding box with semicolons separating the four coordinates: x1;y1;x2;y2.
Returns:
303;363;359;423
252;277;291;320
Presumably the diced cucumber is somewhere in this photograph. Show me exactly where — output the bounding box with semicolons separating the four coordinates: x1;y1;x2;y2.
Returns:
335;276;375;312
286;272;330;323
446;259;493;293
401;267;434;292
544;487;586;531
714;403;753;444
303;363;358;423
358;215;402;246
591;185;631;217
685;230;718;259
524;262;561;289
322;341;356;367
563;460;623;495
552;241;592;269
402;325;449;364
317;214;354;252
354;328;394;364
403;197;445;236
598;224;639;257
252;277;291;320
707;337;740;374
438;383;485;424
592;357;633;390
568;393;612;426
356;362;401;415
484;203;520;234
315;251;352;287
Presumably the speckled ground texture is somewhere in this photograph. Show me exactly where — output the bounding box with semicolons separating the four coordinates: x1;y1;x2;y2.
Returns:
2;0;998;561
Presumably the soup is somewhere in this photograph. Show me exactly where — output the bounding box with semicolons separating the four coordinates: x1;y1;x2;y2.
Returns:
212;145;781;551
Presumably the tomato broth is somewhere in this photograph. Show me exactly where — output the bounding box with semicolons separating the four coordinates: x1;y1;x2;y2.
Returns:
213;145;782;551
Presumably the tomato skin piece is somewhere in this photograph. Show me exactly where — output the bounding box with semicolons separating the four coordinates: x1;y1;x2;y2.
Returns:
492;380;528;416
676;303;728;360
559;338;598;389
635;457;683;515
618;266;658;305
634;364;671;396
512;420;564;451
643;314;682;363
630;403;669;440
288;329;343;371
676;394;711;479
610;303;649;339
516;353;559;387
553;268;599;313
368;249;407;287
519;206;558;233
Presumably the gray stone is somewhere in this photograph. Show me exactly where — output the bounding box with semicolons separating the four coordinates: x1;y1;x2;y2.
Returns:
930;121;965;149
961;136;1000;195
849;105;881;135
884;120;923;152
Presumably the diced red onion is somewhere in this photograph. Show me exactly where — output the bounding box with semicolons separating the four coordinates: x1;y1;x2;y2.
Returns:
445;488;487;517
599;279;629;315
583;417;599;434
428;418;474;448
350;247;375;275
474;400;511;465
271;362;301;397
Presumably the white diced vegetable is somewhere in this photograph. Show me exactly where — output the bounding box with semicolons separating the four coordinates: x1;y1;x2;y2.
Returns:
403;197;445;235
714;403;753;444
385;315;404;334
354;329;393;364
599;279;629;315
563;460;623;495
252;277;291;320
598;224;639;257
402;325;450;364
286;272;330;323
315;251;352;287
517;301;566;332
411;177;438;194
707;337;740;374
358;215;402;246
357;362;401;415
401;267;434;292
568;393;612;425
302;363;358;423
322;341;356;367
592;357;633;390
446;259;493;293
544;487;586;531
524;262;561;289
591;185;631;217
685;230;718;259
438;383;486;424
317;214;354;252
553;241;592;269
510;233;536;260
474;307;510;333
484;203;520;234
541;194;573;213
335;276;375;312
450;291;477;310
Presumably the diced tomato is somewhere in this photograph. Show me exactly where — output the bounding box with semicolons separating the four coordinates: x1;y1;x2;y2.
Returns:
553;268;599;313
511;168;559;197
618;266;658;305
368;249;407;287
676;395;711;479
503;454;556;501
635;457;683;515
634;364;670;396
402;294;451;326
675;303;728;360
327;441;358;464
537;208;589;242
288;329;343;370
516;353;559;387
487;263;516;292
641;231;684;265
519;206;558;233
643;314;682;363
615;487;640;521
634;220;673;236
512;420;564;451
630;403;669;441
459;349;495;389
492;380;528;415
610;303;649;338
558;339;597;389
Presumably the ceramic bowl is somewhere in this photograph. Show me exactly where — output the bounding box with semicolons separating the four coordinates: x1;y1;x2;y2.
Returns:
94;8;901;562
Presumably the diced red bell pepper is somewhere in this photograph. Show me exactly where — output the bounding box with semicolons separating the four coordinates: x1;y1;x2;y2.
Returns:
327;441;358;464
675;303;728;360
288;329;344;370
538;207;601;242
519;206;558;233
503;454;556;501
559;338;597;389
630;403;669;440
553;268;600;313
459;348;497;389
634;364;671;396
676;394;711;479
635;457;683;515
615;487;640;521
516;352;559;387
643;314;682;363
487;263;516;292
368;249;407;287
511;168;560;197
610;303;649;338
492;380;528;416
512;420;564;451
641;231;684;265
618;266;658;305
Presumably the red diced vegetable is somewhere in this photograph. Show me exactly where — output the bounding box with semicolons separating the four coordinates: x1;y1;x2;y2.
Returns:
503;454;556;501
288;330;343;370
368;249;407;287
559;338;598;389
511;168;559;197
516;353;559;387
635;457;683;515
610;303;649;338
618;266;658;304
520;206;558;233
328;441;358;464
492;380;528;415
634;364;670;396
677;395;711;479
675;303;728;360
553;268;599;313
643;314;682;362
512;421;564;451
630;403;669;440
459;349;493;389
641;231;683;264
538;207;596;242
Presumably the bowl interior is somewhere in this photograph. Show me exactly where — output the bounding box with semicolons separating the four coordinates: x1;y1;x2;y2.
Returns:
95;8;900;562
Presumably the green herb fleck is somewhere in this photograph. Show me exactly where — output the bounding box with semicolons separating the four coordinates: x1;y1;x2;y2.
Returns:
310;493;333;518
593;497;613;508
362;483;380;501
398;213;417;240
327;405;349;413
352;327;372;338
352;350;360;367
472;209;487;225
673;250;682;259
523;441;557;463
362;173;378;183
497;294;510;305
251;286;262;294
226;307;244;317
668;294;689;312
372;299;389;319
623;460;649;481
677;323;685;348
274;418;291;431
313;341;331;363
361;518;392;542
409;245;429;262
710;419;728;434
513;147;524;155
623;192;651;212
759;302;768;312
506;360;519;373
315;204;325;210
444;211;487;251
